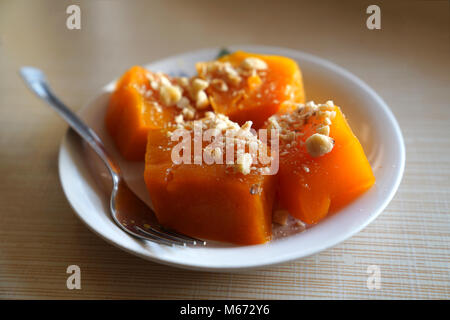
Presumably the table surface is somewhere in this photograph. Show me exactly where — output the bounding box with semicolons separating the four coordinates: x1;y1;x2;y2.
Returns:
0;0;449;299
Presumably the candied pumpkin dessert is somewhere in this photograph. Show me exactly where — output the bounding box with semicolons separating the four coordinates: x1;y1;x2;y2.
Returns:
144;112;277;245
105;66;212;160
105;51;376;245
266;101;375;224
196;51;305;129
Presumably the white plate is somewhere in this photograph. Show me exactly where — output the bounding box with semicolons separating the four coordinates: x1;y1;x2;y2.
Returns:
58;45;405;271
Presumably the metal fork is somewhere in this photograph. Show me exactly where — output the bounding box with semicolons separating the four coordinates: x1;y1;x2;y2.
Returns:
20;67;205;247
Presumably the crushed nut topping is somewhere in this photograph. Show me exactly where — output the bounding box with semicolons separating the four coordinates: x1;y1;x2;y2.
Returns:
196;56;269;96
197;61;242;85
176;96;191;110
236;153;253;175
147;73;184;107
240;57;268;70
211;79;228;92
223;63;242;84
150;80;159;90
160;83;182;106
316;125;330;136
195;90;210;109
181;106;196;120
191;78;209;92
305;133;334;157
171;112;269;175
326;100;334;108
241;120;253;131
182;77;210;110
270;100;337;157
174;114;184;124
178;77;189;87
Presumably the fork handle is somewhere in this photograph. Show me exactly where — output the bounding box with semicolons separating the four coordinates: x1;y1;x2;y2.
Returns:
20;67;121;177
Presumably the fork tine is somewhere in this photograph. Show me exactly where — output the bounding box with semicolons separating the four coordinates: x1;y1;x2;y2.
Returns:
160;228;206;246
127;226;176;246
136;226;190;246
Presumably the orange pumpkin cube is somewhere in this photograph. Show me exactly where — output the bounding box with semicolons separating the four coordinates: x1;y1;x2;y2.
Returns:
105;66;209;161
267;102;375;224
144;114;277;245
196;51;305;129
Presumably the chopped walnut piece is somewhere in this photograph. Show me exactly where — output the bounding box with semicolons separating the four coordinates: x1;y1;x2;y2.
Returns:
173;112;269;175
159;74;171;87
197;60;242;85
204;111;215;119
191;78;209;92
223;63;242;84
235;153;253;175
211;78;228;92
182;106;196;120
305;133;334;157
150;80;159;90
174;114;184;124
316;125;330;136
176;96;191;110
144;90;153;98
195;90;210;109
241;120;253;131
178;77;189;87
240;57;268;70
329;111;337;119
159;83;182;106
